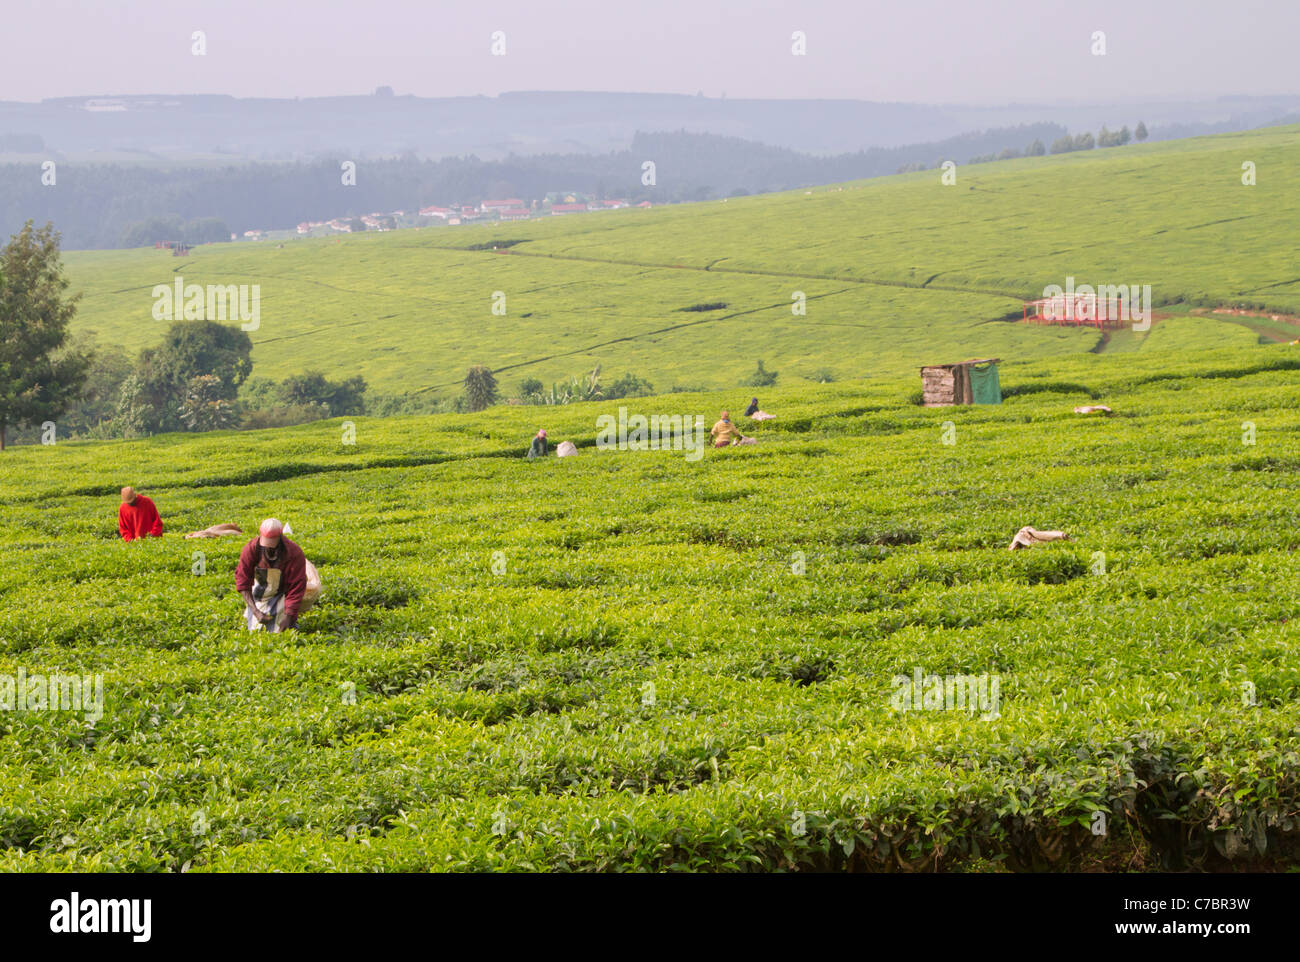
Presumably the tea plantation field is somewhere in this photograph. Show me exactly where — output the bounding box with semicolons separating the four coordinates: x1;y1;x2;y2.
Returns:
60;123;1300;398
2;344;1298;871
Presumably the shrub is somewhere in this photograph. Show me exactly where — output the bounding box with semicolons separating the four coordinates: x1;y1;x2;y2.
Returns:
746;361;778;387
604;372;655;400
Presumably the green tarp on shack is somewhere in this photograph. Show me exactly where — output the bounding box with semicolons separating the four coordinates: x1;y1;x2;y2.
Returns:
969;361;1002;404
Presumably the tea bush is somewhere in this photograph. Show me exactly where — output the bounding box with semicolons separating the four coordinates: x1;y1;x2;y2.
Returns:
1;345;1298;871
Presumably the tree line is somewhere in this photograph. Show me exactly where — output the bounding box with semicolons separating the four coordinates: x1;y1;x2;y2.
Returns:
0;220;373;448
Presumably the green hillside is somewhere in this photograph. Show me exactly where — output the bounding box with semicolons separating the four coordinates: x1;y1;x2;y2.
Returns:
1;345;1298;871
62;125;1300;400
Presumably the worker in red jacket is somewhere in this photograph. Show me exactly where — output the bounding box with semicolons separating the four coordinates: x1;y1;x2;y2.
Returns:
234;518;307;632
118;487;164;541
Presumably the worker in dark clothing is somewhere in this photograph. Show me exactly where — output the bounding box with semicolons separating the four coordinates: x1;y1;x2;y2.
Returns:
234;518;307;632
527;429;548;459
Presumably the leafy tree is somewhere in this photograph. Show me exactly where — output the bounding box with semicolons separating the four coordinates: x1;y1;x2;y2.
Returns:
746;360;778;387
0;221;91;450
1026;139;1046;156
464;365;499;412
52;334;131;437
114;372;156;439
1135;122;1148;142
128;320;253;433
1117;125;1132;146
1050;136;1076;155
518;376;544;397
120;215;185;248
278;371;367;416
180;374;240;431
1074;132;1095;151
604;372;655;400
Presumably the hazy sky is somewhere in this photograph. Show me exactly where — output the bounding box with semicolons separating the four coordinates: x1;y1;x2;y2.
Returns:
5;0;1297;104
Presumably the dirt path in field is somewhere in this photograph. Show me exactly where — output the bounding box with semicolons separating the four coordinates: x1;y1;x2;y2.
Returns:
1206;308;1300;342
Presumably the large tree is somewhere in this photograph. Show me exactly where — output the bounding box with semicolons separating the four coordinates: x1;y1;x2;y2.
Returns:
463;365;499;412
125;319;253;433
0;221;91;450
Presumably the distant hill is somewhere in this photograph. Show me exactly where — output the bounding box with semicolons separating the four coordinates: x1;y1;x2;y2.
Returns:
3;90;1298;162
1;125;1070;249
58;123;1300;406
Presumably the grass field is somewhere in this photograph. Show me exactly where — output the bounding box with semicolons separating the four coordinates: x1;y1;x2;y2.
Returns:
60;124;1300;400
2;345;1298;871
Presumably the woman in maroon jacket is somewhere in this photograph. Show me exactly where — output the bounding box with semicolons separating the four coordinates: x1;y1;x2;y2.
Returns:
234;518;307;631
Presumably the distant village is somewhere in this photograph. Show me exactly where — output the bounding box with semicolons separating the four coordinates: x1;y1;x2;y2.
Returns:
237;192;652;241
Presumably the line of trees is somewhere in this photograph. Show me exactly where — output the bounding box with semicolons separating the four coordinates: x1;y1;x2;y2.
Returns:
0;219;373;448
1049;122;1148;155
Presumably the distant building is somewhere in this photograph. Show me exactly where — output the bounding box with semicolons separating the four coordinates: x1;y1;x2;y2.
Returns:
419;206;454;219
481;199;525;211
550;203;588;215
498;207;530;221
636;201;653;208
